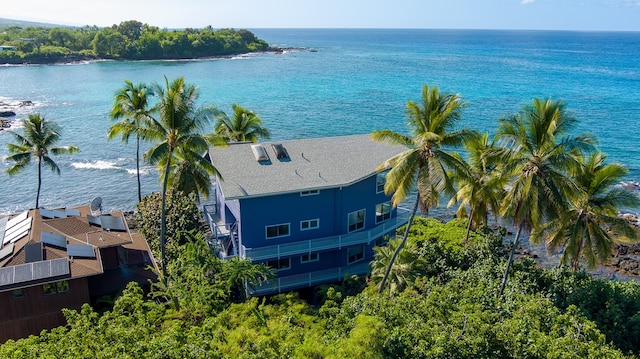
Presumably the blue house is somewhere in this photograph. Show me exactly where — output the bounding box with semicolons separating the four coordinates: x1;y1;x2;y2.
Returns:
204;134;410;295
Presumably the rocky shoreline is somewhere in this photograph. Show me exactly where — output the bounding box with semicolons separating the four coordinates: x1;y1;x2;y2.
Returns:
0;100;34;130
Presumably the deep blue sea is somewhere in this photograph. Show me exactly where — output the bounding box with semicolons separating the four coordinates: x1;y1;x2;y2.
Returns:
1;29;639;216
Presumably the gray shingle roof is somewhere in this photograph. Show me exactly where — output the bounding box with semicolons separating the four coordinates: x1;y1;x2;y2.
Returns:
208;134;406;199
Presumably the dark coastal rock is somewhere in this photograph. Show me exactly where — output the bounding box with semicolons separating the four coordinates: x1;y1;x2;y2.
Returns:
0;110;16;117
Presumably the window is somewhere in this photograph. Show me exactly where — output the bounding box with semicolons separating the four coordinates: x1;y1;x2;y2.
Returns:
10;289;25;300
348;209;365;232
300;190;319;196
301;252;319;263
43;280;69;295
300;218;320;231
376;171;388;193
347;245;365;264
266;258;291;271
376;202;392;223
266;223;290;239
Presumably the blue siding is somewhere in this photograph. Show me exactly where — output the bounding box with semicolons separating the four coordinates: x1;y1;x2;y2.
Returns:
238;174;394;249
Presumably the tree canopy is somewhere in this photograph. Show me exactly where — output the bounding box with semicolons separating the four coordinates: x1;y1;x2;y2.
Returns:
0;20;271;64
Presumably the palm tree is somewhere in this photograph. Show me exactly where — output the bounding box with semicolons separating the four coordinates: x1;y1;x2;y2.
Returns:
214;103;270;143
447;133;505;242
159;146;219;200
538;152;639;270
370;238;426;295
5;114;79;208
495;98;594;297
144;76;218;276
371;84;473;294
108;80;154;203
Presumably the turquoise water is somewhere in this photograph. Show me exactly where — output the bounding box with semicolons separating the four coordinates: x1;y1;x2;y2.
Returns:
1;29;639;215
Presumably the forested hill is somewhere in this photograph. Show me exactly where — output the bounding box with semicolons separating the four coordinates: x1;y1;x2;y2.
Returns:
0;20;272;64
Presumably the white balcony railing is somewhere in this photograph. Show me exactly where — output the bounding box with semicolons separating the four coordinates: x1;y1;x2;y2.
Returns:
249;261;372;295
241;207;411;261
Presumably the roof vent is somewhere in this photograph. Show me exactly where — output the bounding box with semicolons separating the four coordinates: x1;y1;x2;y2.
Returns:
250;144;269;161
272;143;289;159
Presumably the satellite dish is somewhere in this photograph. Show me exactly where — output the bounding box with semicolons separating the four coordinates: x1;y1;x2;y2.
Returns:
90;197;102;215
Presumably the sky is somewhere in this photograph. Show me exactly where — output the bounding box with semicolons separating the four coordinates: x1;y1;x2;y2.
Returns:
2;0;640;31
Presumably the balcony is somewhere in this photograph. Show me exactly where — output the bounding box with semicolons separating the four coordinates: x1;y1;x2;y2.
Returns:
241;207;411;261
249;261;372;295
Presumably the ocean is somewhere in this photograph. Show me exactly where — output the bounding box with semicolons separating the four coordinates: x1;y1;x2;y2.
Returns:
1;29;639;216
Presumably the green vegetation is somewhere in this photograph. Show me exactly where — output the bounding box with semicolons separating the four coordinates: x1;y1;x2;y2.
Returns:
0;20;270;64
135;190;204;265
371;84;475;293
108;80;154;203
3;218;640;357
4;114;79;208
213;104;271;143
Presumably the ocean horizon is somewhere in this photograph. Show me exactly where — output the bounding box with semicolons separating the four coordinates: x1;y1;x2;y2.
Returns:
1;28;639;216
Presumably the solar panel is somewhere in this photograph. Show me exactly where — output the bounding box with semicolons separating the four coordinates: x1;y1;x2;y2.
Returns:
0;243;14;261
3;217;32;245
0;258;70;287
39;208;55;219
87;215;102;227
67;244;96;258
66;208;81;217
0;217;7;245
41;231;67;249
53;209;67;218
99;215;127;232
13;264;32;283
0;266;14;286
6;211;28;230
4;216;30;239
24;242;43;263
50;258;70;276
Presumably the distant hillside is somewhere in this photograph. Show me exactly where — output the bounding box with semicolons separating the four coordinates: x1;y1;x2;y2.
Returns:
0;18;64;28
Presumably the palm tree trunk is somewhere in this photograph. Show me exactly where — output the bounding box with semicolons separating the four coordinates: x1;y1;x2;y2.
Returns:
378;196;420;294
160;155;172;278
36;157;42;208
464;208;474;243
498;221;524;298
136;135;142;203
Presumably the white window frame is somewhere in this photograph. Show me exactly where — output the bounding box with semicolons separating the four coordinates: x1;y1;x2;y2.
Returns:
266;258;291;271
265;223;290;239
348;209;365;232
300;252;319;263
375;201;392;223
300;218;320;231
376;171;388;194
300;190;320;196
347;245;365;264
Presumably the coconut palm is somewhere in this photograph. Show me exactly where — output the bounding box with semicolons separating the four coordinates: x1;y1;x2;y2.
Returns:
370;238;426;295
448;132;505;242
371;84;473;294
108;80;154;203
537;152;639;270
144;76;218;276
214;103;269;143
159;146;219;200
5;114;79;208
495;98;594;297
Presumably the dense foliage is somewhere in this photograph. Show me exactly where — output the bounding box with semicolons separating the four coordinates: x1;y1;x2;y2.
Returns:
135;190;203;264
0;20;270;64
3;218;640;358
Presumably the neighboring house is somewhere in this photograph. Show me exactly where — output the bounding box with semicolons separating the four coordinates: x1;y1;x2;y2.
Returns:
0;206;156;342
0;46;17;52
204;134;410;295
